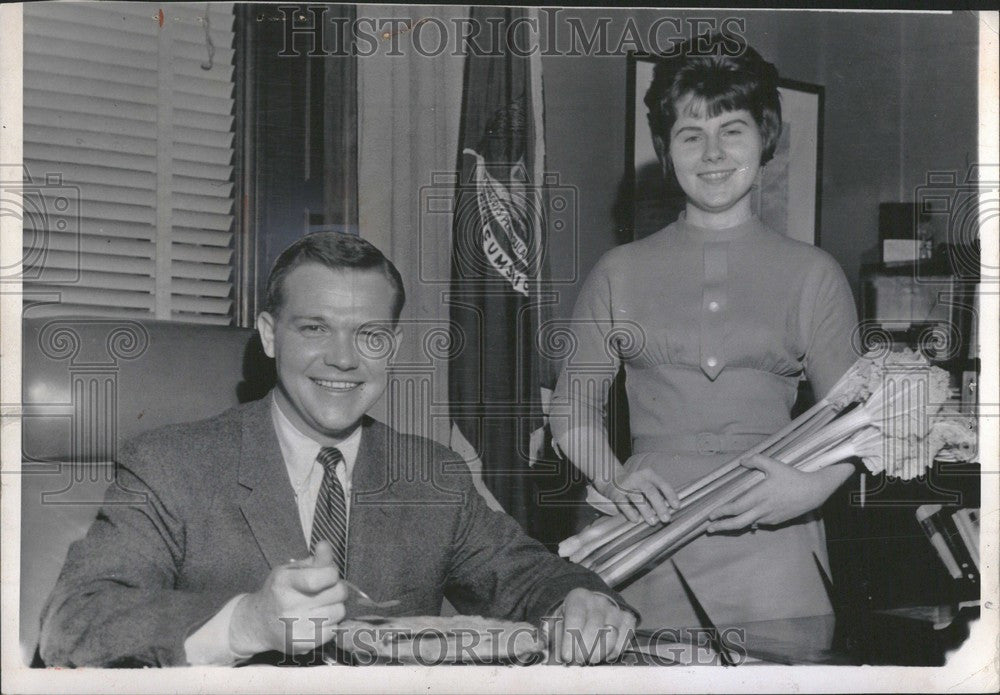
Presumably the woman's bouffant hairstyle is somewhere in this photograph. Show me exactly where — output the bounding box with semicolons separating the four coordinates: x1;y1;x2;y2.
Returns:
644;34;782;171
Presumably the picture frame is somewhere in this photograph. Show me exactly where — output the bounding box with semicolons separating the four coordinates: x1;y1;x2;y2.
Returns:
626;52;824;245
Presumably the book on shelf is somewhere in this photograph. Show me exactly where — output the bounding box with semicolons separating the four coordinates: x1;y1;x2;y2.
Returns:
951;508;980;573
916;504;979;584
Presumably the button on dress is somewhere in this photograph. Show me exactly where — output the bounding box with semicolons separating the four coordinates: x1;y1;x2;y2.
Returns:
551;215;858;628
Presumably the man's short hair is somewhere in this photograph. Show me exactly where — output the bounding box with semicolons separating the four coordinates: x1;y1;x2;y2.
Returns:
261;231;406;320
644;34;782;172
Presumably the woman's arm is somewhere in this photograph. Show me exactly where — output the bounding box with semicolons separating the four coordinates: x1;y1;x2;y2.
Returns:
555;421;677;525
708;254;860;532
549;261;677;525
706;456;855;532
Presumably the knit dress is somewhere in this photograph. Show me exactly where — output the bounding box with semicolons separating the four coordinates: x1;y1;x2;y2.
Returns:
550;215;858;627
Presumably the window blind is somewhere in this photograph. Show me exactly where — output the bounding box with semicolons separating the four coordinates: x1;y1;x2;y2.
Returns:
22;2;236;324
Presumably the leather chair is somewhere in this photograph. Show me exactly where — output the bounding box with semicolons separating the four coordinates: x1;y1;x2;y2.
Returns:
20;316;275;663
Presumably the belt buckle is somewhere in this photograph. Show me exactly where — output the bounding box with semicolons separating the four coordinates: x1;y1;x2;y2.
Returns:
695;432;722;455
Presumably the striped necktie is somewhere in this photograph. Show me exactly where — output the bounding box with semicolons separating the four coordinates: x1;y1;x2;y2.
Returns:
310;446;348;574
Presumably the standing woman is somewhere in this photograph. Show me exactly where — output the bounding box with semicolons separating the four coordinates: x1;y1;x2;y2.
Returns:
550;36;859;628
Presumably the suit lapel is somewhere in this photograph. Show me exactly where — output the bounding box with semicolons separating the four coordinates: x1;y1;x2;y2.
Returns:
235;408;405;602
346;417;395;589
237;396;310;568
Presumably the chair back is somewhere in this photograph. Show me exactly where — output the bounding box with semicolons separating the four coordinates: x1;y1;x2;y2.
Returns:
19;316;275;663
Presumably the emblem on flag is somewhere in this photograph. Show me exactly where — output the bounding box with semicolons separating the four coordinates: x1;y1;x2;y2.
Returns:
463;147;534;296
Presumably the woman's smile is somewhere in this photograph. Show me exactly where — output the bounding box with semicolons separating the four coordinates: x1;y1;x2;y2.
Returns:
668;94;764;229
698;168;740;182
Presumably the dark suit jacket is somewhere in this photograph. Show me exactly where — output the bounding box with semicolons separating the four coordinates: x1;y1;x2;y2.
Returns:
39;396;619;667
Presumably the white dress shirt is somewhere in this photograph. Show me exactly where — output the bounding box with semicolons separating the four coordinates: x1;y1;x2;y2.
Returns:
184;395;362;664
272;398;361;543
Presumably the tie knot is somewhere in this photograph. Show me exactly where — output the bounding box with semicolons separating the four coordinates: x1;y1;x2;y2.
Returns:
316;446;344;473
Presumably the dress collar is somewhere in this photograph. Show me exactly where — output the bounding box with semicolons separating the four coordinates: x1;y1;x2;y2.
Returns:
674;211;764;243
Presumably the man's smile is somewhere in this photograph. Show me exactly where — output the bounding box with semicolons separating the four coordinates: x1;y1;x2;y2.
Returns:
310;377;363;392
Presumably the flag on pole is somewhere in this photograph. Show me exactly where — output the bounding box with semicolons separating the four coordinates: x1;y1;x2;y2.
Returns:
449;7;550;529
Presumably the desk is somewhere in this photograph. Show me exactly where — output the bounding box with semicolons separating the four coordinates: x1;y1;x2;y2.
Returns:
238;605;977;667
625;605;979;666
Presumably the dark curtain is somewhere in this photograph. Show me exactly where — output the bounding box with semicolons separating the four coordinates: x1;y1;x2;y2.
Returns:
235;3;358;325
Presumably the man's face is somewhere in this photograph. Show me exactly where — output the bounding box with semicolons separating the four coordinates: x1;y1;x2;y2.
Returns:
257;264;400;443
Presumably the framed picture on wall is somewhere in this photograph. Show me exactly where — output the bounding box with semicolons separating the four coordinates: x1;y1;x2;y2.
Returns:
627;53;824;245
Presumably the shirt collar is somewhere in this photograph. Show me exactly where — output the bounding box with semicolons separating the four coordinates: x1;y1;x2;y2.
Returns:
270;392;362;491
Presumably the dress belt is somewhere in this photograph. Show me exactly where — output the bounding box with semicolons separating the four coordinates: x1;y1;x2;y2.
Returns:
632;432;771;455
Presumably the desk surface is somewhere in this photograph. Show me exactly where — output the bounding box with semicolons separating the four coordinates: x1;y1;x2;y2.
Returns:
625;616;843;666
294;607;979;667
627;605;979;666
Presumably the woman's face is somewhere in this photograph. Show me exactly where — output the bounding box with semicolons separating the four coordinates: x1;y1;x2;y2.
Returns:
667;93;764;228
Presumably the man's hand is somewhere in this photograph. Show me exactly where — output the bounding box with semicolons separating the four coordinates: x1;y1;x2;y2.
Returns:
706;455;854;533
593;460;679;526
229;541;348;656
542;588;636;665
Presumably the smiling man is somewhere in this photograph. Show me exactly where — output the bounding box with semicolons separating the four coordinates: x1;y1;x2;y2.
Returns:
38;232;635;667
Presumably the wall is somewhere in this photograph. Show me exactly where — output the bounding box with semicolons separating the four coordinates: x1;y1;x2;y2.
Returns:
541;10;980;316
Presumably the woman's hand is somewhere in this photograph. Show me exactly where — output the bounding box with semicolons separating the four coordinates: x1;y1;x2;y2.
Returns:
593;466;679;526
705;455;853;533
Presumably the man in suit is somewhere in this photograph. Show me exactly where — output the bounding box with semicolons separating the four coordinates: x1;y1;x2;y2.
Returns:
39;232;635;667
